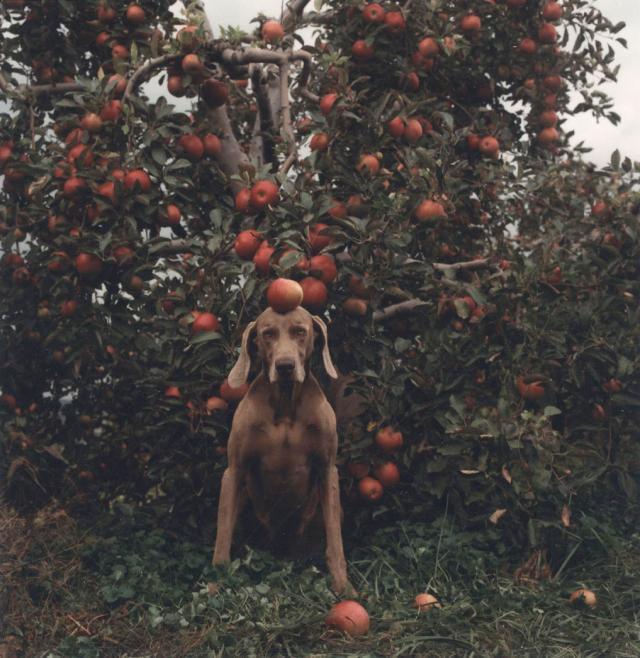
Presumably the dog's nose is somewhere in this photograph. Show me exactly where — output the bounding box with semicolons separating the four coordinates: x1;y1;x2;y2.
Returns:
275;358;296;376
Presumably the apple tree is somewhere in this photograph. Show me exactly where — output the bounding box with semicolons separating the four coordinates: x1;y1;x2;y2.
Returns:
0;0;638;561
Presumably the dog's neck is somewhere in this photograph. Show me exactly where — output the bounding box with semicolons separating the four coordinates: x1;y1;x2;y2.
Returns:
267;379;303;421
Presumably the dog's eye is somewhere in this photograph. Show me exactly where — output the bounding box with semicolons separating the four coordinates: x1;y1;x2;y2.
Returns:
262;329;276;339
292;327;306;337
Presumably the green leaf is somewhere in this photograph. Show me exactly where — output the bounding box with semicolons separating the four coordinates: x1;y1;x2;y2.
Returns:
167;159;192;170
190;331;221;345
610;149;621;170
152;146;167;165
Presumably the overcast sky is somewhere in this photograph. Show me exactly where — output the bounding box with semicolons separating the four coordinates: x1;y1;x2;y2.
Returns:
200;0;639;166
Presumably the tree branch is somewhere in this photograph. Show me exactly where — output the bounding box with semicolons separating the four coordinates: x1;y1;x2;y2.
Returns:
289;49;319;102
124;54;179;99
372;299;429;322
249;64;277;169
146;239;198;257
0;70;86;100
278;58;297;175
209;106;250;193
432;258;490;272
282;0;313;30
28;81;86;95
186;1;251;193
220;47;288;66
0;71;17;97
189;0;215;39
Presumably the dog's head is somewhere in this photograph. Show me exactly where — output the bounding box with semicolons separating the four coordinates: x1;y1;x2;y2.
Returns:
227;307;337;387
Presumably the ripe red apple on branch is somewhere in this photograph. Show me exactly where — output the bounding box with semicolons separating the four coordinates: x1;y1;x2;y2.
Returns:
267;278;304;313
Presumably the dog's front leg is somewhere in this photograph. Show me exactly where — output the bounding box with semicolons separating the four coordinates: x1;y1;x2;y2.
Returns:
213;465;242;564
321;462;349;593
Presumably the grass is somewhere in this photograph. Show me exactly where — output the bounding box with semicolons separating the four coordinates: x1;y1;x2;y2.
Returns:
2;500;640;658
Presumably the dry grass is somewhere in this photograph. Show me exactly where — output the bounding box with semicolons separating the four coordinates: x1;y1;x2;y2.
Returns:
0;503;204;658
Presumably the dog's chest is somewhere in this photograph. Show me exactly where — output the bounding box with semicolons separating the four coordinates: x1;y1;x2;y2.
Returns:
246;420;323;465
242;420;326;502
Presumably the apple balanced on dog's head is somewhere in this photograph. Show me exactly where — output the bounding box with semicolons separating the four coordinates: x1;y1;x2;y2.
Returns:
266;278;304;314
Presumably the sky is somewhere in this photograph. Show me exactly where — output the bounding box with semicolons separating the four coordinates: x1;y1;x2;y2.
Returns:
201;0;639;166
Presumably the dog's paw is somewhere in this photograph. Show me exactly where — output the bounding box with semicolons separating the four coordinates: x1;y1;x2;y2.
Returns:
331;577;358;597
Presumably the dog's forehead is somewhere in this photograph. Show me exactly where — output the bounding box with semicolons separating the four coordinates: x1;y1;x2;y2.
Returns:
257;306;313;330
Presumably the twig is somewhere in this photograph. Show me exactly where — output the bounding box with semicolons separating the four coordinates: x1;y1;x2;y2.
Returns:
289;49;318;101
432;258;490;272
372;299;429;322
0;71;14;96
124;54;179;99
29;103;36;149
67;614;91;636
298;87;320;103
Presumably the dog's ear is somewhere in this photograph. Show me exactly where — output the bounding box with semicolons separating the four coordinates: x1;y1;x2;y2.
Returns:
227;320;257;388
311;315;338;379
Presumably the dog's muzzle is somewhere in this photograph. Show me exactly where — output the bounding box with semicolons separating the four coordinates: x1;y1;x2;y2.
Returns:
275;357;296;380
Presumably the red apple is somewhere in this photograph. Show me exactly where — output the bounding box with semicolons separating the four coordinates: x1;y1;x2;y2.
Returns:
202;79;230;107
479;136;500;158
414;199;447;222
181;53;203;75
235;188;252;213
124;169;151;192
387;116;405;138
100;99;123;122
357;154;380;176
202;133;222;157
308;223;332;253
460;14;481;33
253;243;276;275
75;252;103;275
191;312;220;335
308;254;337;284
418;37;439;58
161;203;181;227
267;278;304;313
178;134;204;161
519;38;537;55
543;2;563;21
80;112;103;133
538;22;557;43
403;118;423;143
261;19;285;43
362;3;385;23
234;230;262;260
250;180;279;210
326;600;370;636
63;176;86;199
310;132;329;151
126;3;145;25
319;93;338;115
300;277;328;310
384;11;406;32
352;39;374;60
